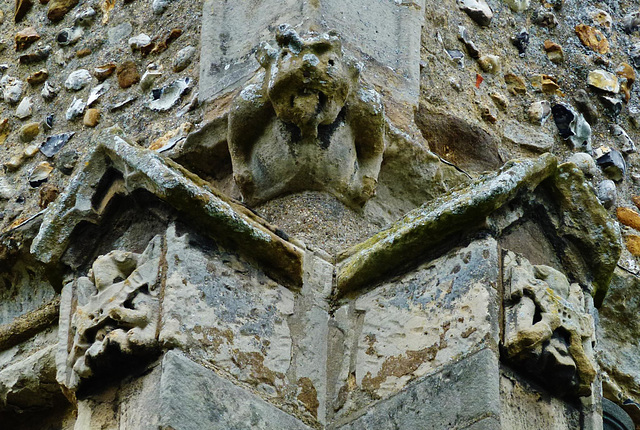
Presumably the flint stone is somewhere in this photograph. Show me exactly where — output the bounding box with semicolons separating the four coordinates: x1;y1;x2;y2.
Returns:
458;26;480;59
528;100;551;124
148;78;191;111
611;125;636;154
87;83;109;107
29;161;53;186
74;7;96;26
56;27;84;46
42;81;59;101
15;96;33;119
566;152;598;177
511;29;529;56
40;132;74;157
595;146;626;181
2;76;24;104
19;122;39;142
129;33;152;50
152;0;173;15
0;177;14;200
588;69;620;94
48;0;80;22
624;11;640;34
601;96;623;116
457;0;493;26
552;103;592;152
65;69;92;91
173;46;196;72
573;89;598;125
66;98;86;120
505;0;529;12
597;179;617;209
503;120;554;153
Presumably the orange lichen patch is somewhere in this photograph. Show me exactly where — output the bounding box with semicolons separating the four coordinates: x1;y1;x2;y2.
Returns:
575;24;609;54
361;345;439;394
297;377;319;418
617;207;640;231
192;325;234;354
617;63;636;102
232;350;283;387
626;235;640;256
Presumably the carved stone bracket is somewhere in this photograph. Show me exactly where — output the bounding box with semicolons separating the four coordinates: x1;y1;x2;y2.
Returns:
228;24;385;207
502;251;596;397
56;236;163;391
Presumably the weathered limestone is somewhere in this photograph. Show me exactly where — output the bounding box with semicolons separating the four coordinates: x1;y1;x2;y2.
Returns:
502;251;596;397
31;127;305;288
228;26;384;207
201;0;425;107
57;237;163;391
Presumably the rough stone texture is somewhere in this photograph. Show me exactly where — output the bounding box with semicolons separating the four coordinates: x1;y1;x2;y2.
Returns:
500;369;581;430
158;224;325;423
337;349;500;429
158;351;313;430
336;154;557;295
598;268;640;410
331;239;499;421
1;0;640;427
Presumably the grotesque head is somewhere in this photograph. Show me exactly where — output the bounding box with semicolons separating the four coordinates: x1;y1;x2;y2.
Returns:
257;24;360;139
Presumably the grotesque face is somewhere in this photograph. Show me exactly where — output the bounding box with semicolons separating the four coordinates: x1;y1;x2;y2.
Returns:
258;24;359;139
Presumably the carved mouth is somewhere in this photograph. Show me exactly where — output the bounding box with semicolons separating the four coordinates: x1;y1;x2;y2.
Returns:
316;91;328;114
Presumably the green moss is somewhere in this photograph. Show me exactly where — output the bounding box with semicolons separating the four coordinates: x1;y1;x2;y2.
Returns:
336;154;558;296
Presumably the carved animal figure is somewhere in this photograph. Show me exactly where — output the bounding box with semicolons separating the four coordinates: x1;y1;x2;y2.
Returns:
502;252;596;397
60;237;162;390
228;24;385;208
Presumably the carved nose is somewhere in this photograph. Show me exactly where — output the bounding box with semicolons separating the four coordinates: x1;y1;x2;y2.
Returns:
302;54;320;68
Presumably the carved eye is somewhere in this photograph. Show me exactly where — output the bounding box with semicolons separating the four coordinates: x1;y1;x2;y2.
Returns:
328;60;335;66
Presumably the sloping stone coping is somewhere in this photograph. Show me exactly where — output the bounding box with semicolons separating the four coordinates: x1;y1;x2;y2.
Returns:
336;154;620;306
30;128;305;288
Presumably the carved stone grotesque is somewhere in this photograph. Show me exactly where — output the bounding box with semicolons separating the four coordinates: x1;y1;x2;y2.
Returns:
228;24;385;207
502;252;596;397
57;237;162;391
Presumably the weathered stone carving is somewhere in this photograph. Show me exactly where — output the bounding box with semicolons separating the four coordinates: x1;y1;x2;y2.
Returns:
228;24;385;207
57;236;163;391
502;251;596;397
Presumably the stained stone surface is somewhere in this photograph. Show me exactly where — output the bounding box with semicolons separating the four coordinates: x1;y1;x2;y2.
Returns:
330;238;500;421
0;261;55;325
158;224;331;423
337;349;500;429
500;370;581;430
159;351;313;430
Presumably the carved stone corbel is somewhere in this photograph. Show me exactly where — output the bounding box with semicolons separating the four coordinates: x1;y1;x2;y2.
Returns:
228;24;385;207
502;251;596;397
56;236;163;391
